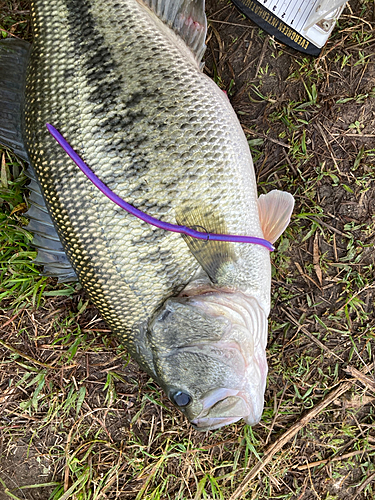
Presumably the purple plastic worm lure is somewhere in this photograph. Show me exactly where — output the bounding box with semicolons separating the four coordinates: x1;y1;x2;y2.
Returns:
46;124;274;251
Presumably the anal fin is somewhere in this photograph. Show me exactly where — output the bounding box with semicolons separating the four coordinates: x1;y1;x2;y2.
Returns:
0;39;77;282
24;167;78;282
0;39;31;161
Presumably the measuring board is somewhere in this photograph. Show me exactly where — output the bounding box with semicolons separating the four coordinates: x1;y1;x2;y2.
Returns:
231;0;347;56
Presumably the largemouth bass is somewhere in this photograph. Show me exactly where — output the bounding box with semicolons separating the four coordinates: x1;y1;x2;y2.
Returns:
0;0;294;430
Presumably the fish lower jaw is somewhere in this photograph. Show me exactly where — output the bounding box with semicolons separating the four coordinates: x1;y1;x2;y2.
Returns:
191;392;253;431
190;389;264;430
190;415;243;432
190;379;265;431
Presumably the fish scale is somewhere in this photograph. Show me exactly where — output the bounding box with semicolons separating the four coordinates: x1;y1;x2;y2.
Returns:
25;1;269;321
0;0;294;428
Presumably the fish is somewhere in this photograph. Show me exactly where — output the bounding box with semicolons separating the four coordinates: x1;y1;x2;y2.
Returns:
0;0;294;431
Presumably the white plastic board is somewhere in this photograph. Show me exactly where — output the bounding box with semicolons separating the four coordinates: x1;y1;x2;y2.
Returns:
231;0;347;55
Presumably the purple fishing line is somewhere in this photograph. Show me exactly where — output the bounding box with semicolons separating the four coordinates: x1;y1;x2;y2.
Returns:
46;123;274;252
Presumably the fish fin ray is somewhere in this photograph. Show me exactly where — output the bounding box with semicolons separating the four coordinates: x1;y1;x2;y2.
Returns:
141;0;207;65
0;40;77;282
0;39;31;161
257;190;294;244
176;206;236;283
24;167;78;282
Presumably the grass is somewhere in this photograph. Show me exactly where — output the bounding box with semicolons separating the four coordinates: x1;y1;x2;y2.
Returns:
1;0;375;499
0;148;48;308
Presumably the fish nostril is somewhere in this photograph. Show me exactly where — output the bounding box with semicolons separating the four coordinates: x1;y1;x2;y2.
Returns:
159;308;171;321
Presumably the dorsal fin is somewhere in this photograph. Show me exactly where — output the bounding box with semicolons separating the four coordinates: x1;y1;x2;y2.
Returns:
141;0;207;65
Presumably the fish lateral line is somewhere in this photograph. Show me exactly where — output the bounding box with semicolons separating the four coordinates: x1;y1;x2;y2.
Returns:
46;123;274;252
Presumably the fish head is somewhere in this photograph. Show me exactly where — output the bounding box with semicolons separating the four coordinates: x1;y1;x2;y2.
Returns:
149;291;268;431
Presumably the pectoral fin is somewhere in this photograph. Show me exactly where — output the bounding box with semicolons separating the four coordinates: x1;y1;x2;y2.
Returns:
257;190;294;244
175;206;236;284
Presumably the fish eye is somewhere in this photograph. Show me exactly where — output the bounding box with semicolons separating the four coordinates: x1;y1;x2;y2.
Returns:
172;391;191;407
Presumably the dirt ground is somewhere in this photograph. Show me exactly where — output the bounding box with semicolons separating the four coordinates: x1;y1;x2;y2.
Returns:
1;0;375;499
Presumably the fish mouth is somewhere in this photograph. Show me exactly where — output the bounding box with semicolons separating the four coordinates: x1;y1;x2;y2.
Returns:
191;415;243;431
189;389;257;431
